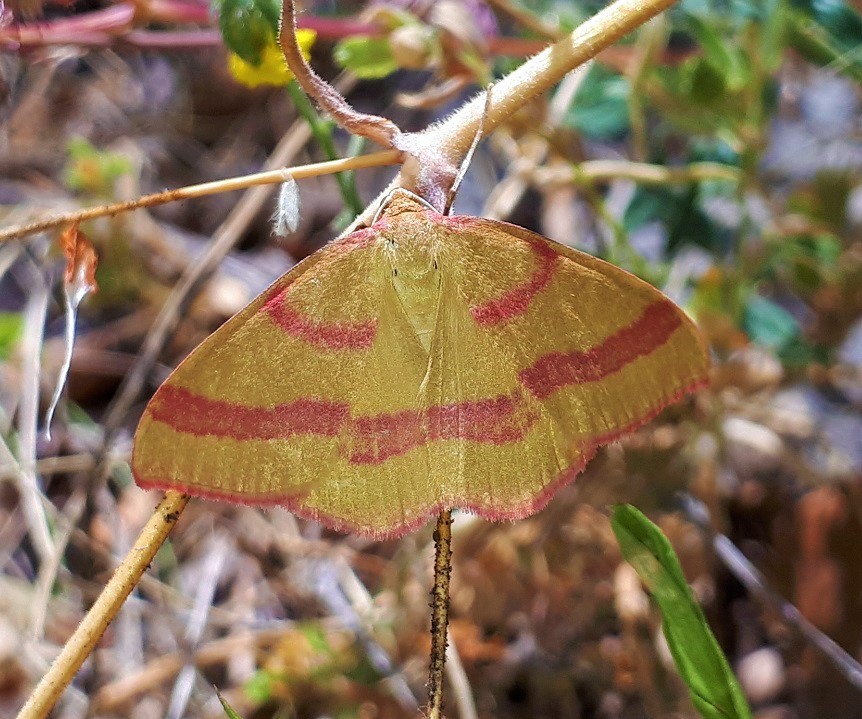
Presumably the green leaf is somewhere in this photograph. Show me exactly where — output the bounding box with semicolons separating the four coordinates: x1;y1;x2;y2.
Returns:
761;233;840;292
244;670;275;705
63;137;132;197
111;461;134;489
214;0;280;65
623;185;728;256
299;623;333;655
216;687;245;719
787;1;862;82
0;312;23;360
743;295;801;351
686;14;752;91
612;505;753;719
334;37;399;79
564;64;630;139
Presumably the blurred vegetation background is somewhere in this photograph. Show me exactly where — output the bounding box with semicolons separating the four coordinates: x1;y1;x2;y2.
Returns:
2;0;862;717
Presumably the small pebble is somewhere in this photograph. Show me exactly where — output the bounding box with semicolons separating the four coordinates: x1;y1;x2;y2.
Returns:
737;646;786;705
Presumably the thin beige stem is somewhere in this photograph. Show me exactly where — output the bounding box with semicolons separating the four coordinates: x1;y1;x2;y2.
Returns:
15;490;190;719
16;277;54;566
535;160;743;186
24;452;97;477
445;639;478;719
428;509;453;719
0;150;401;243
624;17;666;162
485;0;564;40
90;628;286;712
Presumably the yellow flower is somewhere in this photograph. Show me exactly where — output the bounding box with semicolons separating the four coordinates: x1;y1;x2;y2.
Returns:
228;29;317;88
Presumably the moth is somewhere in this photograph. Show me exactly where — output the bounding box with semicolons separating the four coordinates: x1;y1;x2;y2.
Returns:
132;0;709;540
132;189;708;538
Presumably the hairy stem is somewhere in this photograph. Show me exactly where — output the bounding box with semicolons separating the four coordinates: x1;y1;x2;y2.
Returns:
428;509;453;719
15;491;189;719
280;0;401;149
348;0;682;228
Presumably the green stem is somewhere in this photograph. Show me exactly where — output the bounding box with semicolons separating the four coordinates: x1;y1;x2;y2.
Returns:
286;80;364;218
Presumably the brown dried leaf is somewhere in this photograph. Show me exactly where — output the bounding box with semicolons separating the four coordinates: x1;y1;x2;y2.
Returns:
59;222;98;297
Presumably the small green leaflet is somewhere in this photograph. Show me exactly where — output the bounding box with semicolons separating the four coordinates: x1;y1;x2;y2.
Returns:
564;64;630;139
214;0;280;65
0;312;23;360
334;37;399;79
611;505;752;719
216;687;244;719
742;295;800;352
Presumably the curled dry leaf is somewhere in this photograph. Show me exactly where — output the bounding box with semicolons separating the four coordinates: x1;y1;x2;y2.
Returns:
60;222;99;300
45;223;99;437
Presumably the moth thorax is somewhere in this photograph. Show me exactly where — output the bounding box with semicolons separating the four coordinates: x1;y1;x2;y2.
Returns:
384;235;441;354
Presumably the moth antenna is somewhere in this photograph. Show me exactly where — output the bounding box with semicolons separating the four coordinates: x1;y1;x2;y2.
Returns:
445;83;494;214
280;0;403;150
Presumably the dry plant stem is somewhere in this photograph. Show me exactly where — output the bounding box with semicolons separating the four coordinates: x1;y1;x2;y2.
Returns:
428;509;453;719
166;534;231;719
17;276;54;566
16;490;190;719
31;492;85;640
682;494;862;689
445;640;478;719
0;150;401;243
485;0;564;40
91;627;287;712
0;452;97;479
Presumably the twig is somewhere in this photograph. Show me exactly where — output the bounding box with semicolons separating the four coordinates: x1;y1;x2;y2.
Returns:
428;510;453;719
285;81;365;216
482;65;591;220
330;555;419;709
427;0;681;169
90;627;287;712
680;494;862;690
0;452;97;479
0;4;378;49
15;490;190;719
535;160;743;187
31;491;86;641
0;150;400;243
624;17;667;162
294;556;420;712
485;0;563;40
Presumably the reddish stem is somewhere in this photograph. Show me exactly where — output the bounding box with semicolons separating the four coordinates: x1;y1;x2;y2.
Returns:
0;2;380;50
